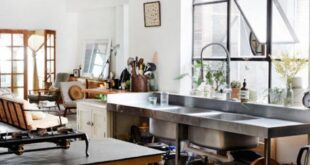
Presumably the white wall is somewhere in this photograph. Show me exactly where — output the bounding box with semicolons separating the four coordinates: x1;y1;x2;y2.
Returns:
128;0;182;92
0;0;78;73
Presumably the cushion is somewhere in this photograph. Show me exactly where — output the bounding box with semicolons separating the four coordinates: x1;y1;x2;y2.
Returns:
0;88;12;96
27;114;68;130
31;111;46;120
68;85;84;100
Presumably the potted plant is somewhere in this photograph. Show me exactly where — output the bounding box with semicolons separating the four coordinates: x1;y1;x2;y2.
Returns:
231;80;241;99
205;63;226;99
272;53;308;106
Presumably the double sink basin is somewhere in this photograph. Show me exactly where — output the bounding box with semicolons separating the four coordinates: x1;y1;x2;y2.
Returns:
150;107;259;150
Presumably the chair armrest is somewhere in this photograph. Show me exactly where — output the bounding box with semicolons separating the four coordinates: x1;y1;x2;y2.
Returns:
28;89;49;95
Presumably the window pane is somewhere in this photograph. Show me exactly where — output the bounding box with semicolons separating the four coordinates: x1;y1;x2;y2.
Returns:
13;75;24;87
0;47;11;61
235;0;267;43
47;34;55;47
230;61;269;103
193;3;227;58
272;0;309;58
13;34;24;46
47;61;54;73
12;88;23;99
0;75;11;87
13;48;24;60
230;2;266;57
47;47;55;59
0;61;11;73
0;33;11;47
13;61;24;73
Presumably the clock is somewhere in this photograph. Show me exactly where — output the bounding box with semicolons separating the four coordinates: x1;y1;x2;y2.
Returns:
302;91;310;108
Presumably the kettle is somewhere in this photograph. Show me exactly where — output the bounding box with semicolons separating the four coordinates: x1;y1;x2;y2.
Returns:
297;145;310;165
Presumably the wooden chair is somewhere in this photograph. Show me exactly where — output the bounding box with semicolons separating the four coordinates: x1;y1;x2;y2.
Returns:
28;73;70;110
0;96;67;130
60;81;85;117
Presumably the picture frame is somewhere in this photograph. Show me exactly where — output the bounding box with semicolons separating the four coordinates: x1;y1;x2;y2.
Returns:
144;1;161;27
73;69;80;78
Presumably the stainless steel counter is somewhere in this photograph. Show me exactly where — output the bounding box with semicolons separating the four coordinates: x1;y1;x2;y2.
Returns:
107;92;310;165
107;93;310;139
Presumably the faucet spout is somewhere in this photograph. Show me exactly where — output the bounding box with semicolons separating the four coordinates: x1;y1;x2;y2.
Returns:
199;43;231;88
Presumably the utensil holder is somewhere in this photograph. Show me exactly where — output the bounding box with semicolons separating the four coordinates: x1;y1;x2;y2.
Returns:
131;75;148;92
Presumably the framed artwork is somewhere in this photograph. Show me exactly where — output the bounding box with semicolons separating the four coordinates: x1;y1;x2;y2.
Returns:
144;1;161;27
73;69;80;78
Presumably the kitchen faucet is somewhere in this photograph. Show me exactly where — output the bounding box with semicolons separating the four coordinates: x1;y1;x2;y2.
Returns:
199;43;231;89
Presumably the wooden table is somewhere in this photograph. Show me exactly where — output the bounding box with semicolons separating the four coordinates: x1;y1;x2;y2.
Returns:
82;88;128;95
0;138;164;165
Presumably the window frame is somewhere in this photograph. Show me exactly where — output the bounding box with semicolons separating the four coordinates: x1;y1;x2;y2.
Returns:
191;0;294;102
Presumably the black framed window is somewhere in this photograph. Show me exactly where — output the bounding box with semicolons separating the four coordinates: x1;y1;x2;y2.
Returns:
192;0;309;103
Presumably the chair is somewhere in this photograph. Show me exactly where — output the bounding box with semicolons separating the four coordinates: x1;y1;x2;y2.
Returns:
60;81;85;117
28;73;70;110
0;96;68;130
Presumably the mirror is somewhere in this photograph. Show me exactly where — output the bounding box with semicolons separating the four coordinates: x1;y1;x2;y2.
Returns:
82;39;111;78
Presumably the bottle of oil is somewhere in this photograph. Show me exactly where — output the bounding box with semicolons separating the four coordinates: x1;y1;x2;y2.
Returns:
240;79;249;103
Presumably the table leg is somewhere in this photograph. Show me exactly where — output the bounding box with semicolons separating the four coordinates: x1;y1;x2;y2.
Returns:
264;138;271;165
82;134;89;157
175;124;187;165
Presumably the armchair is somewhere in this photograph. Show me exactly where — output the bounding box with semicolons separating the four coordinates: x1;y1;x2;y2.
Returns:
28;73;70;110
60;81;85;117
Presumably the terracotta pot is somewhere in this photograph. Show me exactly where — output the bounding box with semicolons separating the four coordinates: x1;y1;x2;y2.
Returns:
231;88;240;99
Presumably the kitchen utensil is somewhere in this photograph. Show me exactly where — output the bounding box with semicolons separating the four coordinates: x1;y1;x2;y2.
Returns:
147;63;156;71
297;145;310;165
127;57;135;66
138;58;144;66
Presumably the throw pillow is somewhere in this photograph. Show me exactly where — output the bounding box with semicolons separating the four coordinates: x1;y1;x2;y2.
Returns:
68;85;84;100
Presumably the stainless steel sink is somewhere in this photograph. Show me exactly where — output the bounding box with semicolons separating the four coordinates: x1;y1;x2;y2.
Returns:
162;107;214;114
207;113;257;121
149;118;177;139
188;126;259;150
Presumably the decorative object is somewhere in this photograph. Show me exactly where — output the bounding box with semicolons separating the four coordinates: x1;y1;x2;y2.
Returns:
231;80;241;100
272;53;308;106
249;32;265;56
81;39;111;78
68;85;84;101
144;1;161;27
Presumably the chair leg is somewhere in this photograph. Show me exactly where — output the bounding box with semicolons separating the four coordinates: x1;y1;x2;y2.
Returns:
56;102;61;111
64;108;68;117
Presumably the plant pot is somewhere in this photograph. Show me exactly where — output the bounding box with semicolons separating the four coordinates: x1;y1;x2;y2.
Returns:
231;88;240;99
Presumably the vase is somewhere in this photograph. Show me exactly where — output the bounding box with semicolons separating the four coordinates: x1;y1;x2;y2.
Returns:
284;79;294;106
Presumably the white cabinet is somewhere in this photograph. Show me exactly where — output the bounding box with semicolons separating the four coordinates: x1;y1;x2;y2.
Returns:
77;100;113;140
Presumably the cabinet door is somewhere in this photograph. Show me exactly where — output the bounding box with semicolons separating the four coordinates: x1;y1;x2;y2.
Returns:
77;108;92;137
91;109;107;140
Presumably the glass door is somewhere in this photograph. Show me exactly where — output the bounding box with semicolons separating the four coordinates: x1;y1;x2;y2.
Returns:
0;30;27;99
